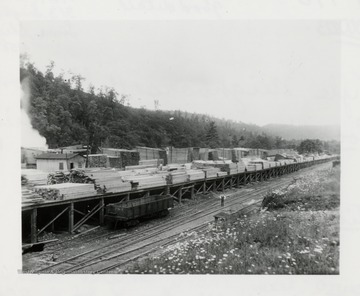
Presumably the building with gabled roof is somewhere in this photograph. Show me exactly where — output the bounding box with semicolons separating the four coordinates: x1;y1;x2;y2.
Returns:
35;153;85;172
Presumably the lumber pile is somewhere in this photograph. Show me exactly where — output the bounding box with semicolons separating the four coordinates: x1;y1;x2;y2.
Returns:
166;171;188;184
246;164;257;172
202;167;221;179
85;169;131;193
136;146;167;165
47;169;95;185
34;183;97;200
122;175;167;189
168;147;189;164
107;156;122;168
199;148;209;161
21;169;48;186
101;148;140;168
188;147;200;162
139;159;163;167
125;164;157;170
88;154;108;168
21;187;44;204
187;169;205;181
208;149;219;161
217;171;228;177
218;148;233;161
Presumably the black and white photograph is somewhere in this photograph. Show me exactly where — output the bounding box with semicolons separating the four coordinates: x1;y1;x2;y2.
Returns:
1;0;360;295
19;19;341;275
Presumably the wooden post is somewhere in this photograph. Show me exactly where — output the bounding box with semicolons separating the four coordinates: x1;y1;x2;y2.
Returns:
178;186;183;204
236;175;240;188
30;208;37;243
68;202;74;234
125;193;130;201
165;185;170;196
222;178;225;192
191;186;195;199
99;198;104;225
203;182;206;194
229;177;233;189
213;180;216;192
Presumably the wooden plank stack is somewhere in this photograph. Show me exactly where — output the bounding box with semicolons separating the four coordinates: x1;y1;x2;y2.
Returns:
85;169;131;193
102;148;140;168
217;171;228;177
202;167;221;179
188;147;200;162
187;169;206;181
199;148;209;160
168;147;189;164
107;156;122;168
21;169;48;187
139;159;163;167
34;183;97;200
208;149;219;161
122;175;167;189
88;154;108;168
166;171;188;184
136;146;167;165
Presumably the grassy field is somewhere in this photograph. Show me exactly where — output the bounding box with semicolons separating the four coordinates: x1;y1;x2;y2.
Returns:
122;166;340;274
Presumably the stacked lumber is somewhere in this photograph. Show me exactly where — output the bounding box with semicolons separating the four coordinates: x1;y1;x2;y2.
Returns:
21;187;44;203
122;175;167;189
250;160;271;170
246;164;257;172
102;148;140;168
125;164;157;170
136;146;167;164
208;150;219;161
218;148;233;161
120;150;140;167
34;183;97;200
199;148;209;161
202;167;221;178
217;171;228;177
188;147;200;162
85;169;131;193
107;156;122;168
139;159;163;167
21;169;48;187
88;154;108;168
166;171;188;184
268;161;277;167
187;169;205;181
168;147;189;164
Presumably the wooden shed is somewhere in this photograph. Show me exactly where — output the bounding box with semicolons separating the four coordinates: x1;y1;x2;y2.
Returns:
35;153;85;172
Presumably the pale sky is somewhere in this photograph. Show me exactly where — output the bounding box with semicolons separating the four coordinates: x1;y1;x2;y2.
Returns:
20;20;340;126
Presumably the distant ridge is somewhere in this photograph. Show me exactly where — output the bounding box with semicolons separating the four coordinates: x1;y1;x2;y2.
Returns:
262;124;340;141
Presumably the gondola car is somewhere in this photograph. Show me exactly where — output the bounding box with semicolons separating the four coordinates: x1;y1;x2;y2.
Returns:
105;194;173;228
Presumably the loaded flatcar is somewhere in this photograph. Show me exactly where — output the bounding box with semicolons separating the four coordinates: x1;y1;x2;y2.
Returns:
105;194;173;228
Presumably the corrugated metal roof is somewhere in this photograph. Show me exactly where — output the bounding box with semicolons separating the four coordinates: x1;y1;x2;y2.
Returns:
35;153;82;160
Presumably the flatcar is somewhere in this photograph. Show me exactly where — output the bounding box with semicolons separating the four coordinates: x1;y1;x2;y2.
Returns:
105;194;173;228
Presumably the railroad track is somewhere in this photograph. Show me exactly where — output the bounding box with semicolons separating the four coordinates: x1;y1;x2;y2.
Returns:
34;178;294;274
95;201;262;274
28;162;332;274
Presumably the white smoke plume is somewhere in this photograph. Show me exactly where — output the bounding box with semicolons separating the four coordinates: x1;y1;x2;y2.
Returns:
21;77;48;149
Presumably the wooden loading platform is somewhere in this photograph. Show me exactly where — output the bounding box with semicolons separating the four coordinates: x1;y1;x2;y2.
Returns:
22;157;338;243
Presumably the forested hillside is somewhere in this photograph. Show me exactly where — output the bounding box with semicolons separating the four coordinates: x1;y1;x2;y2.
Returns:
20;61;339;154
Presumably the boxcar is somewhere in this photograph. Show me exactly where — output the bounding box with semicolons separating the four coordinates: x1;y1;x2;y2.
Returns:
105;194;173;227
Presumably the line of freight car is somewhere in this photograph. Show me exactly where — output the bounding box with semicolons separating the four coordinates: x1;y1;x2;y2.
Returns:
105;194;174;228
41;179;293;274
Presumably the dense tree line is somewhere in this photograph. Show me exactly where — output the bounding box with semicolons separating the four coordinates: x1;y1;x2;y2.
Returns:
20;60;340;154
